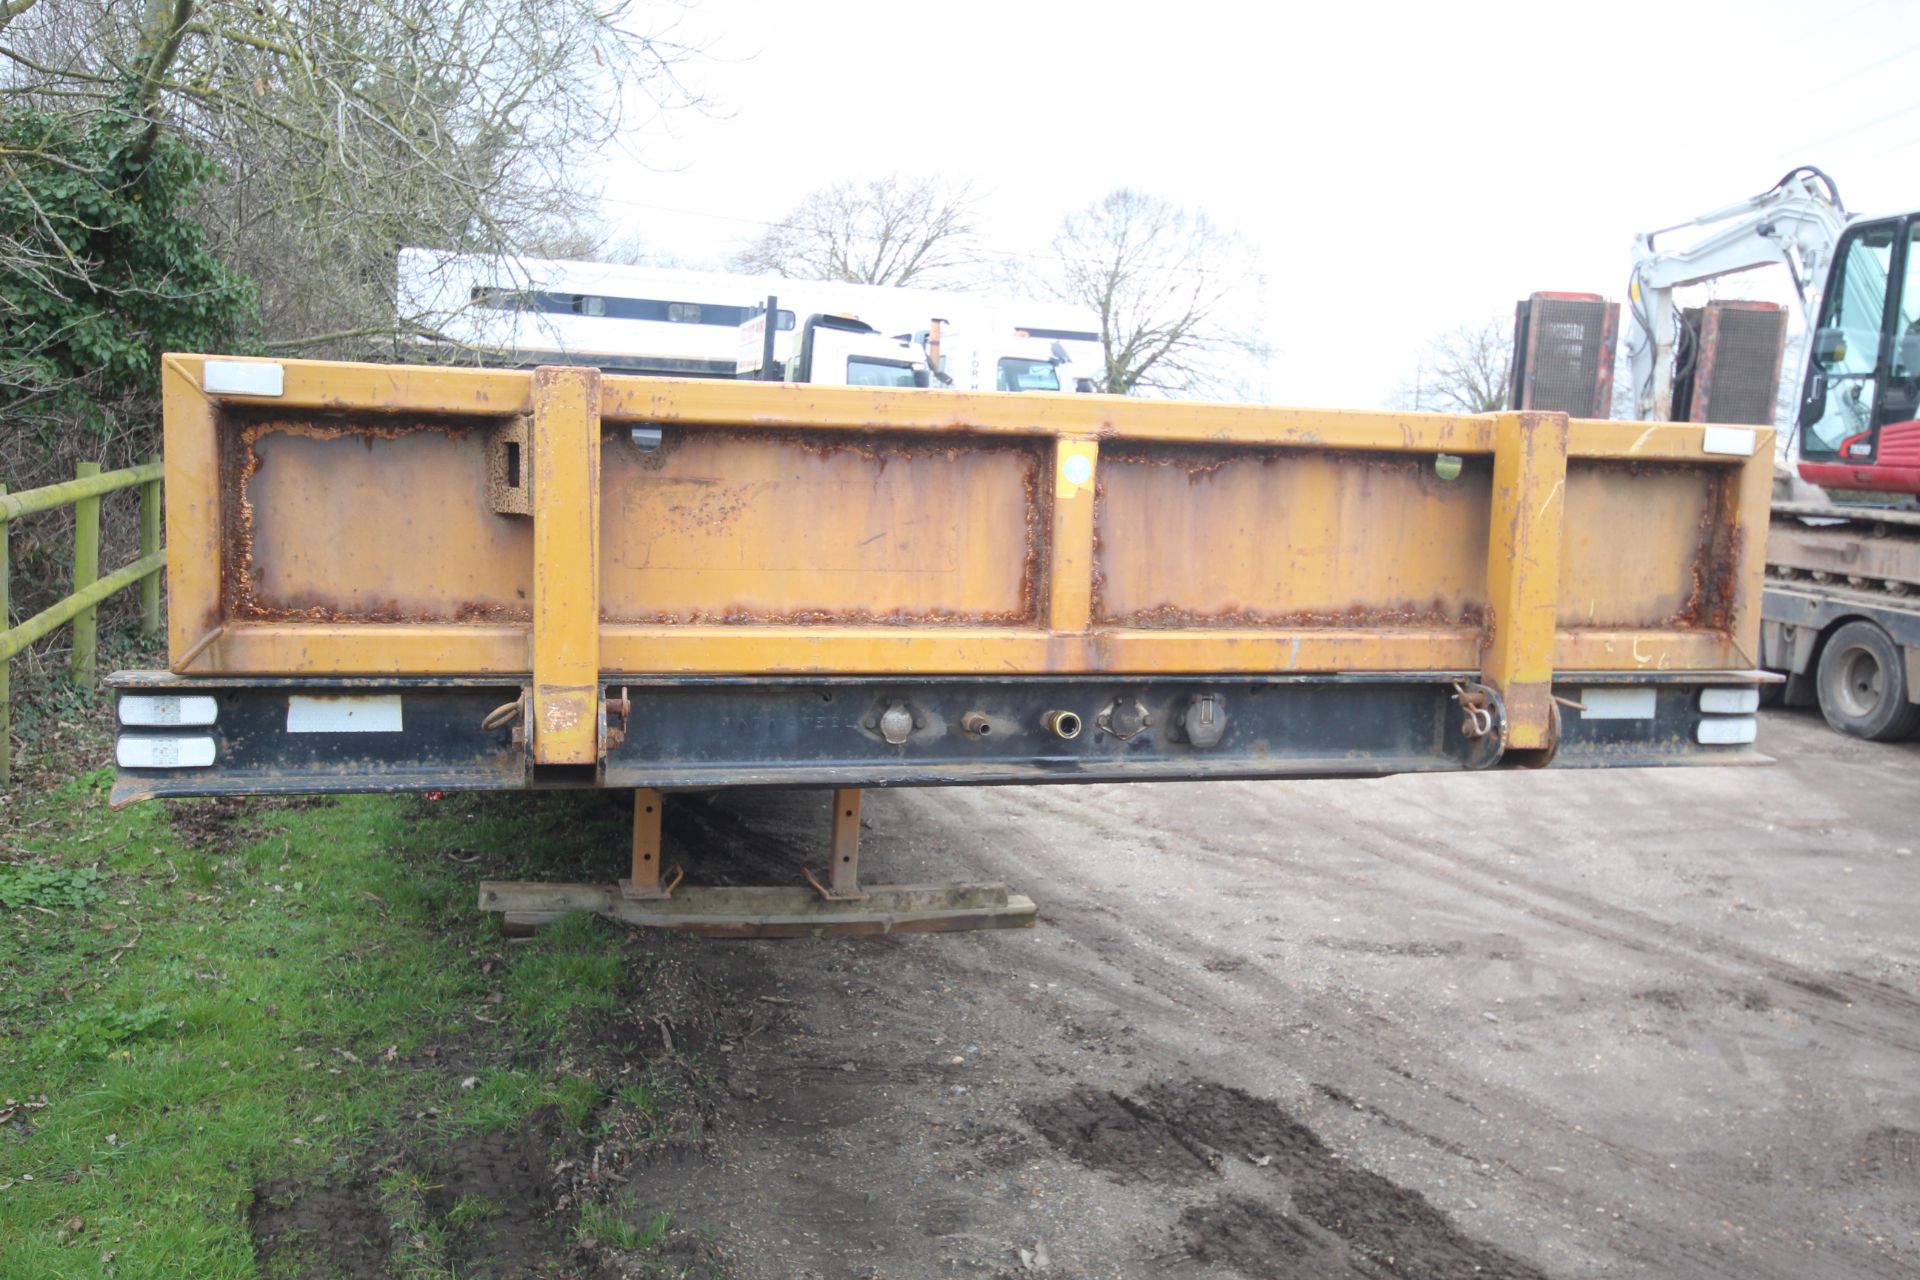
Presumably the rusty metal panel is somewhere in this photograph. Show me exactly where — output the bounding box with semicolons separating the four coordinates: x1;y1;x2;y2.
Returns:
156;355;1777;689
599;429;1043;625
1558;462;1729;630
230;418;533;622
1091;443;1492;628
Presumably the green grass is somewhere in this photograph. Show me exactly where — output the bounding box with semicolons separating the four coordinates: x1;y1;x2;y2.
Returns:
574;1190;673;1256
635;1209;673;1250
443;1193;504;1227
577;1193;643;1250
0;771;639;1279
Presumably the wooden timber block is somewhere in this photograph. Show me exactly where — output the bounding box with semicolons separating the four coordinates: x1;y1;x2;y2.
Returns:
478;880;1036;938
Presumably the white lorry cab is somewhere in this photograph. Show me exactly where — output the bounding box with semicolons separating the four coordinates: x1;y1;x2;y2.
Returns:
398;247;1103;390
911;319;1088;393
737;306;1088;393
737;308;930;387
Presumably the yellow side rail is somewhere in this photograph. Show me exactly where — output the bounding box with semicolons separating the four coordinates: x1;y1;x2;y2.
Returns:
0;460;166;786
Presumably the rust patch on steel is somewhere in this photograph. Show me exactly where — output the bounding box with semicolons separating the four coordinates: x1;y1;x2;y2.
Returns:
223;411;534;625
1105;598;1489;631
602;427;1046;627
1559;461;1733;632
1090;441;1494;630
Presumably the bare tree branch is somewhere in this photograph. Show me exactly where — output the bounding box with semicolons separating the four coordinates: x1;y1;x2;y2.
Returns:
128;0;194;165
0;0;40;39
732;174;981;288
1041;188;1268;398
1391;316;1512;413
3;0;711;358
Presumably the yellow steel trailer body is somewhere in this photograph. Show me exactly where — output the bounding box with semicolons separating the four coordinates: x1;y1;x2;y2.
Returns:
109;355;1774;808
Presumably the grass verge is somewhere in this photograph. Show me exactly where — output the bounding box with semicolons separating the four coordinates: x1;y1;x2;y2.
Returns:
1;767;721;1278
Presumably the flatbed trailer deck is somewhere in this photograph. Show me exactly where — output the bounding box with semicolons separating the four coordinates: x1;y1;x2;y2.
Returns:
107;356;1777;932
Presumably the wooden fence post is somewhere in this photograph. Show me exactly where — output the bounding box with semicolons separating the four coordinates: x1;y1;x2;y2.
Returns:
1;481;9;787
139;456;162;637
73;462;100;689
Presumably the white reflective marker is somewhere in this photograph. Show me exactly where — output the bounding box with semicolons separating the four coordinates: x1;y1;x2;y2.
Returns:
287;694;403;733
1701;426;1757;456
1696;716;1758;745
201;360;284;397
117;736;217;768
118;694;218;727
1700;687;1760;714
1579;688;1657;720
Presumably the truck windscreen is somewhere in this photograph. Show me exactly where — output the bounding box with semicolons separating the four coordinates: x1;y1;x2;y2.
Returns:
846;357;920;388
997;358;1059;392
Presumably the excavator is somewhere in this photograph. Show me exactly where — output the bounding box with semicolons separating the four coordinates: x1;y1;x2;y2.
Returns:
1587;167;1920;739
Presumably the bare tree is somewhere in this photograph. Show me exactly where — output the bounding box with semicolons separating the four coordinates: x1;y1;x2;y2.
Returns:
1043;188;1268;398
732;174;980;287
0;0;707;649
2;0;708;356
1392;316;1512;413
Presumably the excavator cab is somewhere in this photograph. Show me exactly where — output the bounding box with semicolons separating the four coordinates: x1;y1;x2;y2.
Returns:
1799;217;1920;496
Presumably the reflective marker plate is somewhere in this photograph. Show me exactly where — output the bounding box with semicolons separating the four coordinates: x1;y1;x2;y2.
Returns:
1697;716;1758;745
1700;687;1760;714
287;694;404;733
1701;426;1757;457
118;694;219;727
1579;688;1657;720
201;360;284;397
117;736;217;768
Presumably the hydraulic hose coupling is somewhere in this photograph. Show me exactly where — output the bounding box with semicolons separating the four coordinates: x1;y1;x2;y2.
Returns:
1042;709;1083;740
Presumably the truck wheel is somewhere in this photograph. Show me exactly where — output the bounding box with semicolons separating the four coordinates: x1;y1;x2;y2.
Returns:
1815;620;1920;741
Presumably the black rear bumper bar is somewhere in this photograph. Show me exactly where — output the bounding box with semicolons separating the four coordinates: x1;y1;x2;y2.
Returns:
106;671;1765;804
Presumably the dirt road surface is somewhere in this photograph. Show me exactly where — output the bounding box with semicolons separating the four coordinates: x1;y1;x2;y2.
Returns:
623;706;1918;1279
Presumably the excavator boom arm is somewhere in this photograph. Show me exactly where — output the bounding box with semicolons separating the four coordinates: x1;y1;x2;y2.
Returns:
1627;167;1850;420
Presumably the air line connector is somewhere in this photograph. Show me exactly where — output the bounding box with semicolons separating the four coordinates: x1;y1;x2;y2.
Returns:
1042;710;1082;740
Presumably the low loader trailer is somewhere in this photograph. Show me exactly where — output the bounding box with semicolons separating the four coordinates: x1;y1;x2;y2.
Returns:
110;355;1776;935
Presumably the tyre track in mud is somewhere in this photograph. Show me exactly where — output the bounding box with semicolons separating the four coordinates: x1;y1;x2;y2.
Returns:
1276;788;1920;1057
889;788;1762;1278
963;758;1920;1056
880;755;1917;1280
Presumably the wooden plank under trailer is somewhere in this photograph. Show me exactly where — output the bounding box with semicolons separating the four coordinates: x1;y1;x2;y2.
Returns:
477;786;1039;938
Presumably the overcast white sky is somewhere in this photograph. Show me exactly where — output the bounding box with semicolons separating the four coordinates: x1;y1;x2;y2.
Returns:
597;0;1920;408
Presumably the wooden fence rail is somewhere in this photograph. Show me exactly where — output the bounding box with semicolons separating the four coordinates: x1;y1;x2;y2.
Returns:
0;460;166;786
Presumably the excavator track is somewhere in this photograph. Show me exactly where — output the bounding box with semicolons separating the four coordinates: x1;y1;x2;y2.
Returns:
1767;501;1920;601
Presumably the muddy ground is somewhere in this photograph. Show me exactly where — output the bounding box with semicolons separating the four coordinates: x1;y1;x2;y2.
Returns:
264;706;1920;1278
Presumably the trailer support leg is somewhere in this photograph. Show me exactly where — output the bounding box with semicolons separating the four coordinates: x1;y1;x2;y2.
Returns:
828;787;864;898
485;785;1037;936
805;787;868;901
619;787;675;900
